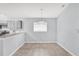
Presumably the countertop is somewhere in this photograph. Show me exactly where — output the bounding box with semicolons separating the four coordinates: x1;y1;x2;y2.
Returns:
0;32;25;38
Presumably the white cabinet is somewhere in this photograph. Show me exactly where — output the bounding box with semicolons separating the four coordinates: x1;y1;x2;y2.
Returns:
0;33;25;56
7;20;17;31
0;20;7;23
0;39;3;56
7;20;22;31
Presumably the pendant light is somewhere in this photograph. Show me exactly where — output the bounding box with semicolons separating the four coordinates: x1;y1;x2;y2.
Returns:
34;8;47;32
38;8;47;24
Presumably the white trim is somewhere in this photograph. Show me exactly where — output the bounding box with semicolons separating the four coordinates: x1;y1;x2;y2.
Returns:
57;42;76;56
25;41;57;43
9;42;24;56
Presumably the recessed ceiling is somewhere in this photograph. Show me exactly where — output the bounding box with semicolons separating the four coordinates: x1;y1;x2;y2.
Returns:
0;3;68;18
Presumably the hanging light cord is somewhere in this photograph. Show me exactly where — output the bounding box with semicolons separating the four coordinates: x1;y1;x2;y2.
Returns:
40;8;43;20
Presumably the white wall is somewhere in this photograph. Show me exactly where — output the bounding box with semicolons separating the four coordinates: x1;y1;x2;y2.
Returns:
57;4;79;55
23;18;57;43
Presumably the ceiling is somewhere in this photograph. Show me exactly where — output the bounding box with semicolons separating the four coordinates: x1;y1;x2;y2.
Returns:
0;3;68;18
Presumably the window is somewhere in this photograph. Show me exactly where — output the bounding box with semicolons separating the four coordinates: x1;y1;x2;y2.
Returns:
34;21;47;32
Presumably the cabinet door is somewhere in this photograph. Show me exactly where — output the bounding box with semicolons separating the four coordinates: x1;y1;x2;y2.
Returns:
8;20;22;31
0;39;3;56
3;37;16;56
8;20;16;31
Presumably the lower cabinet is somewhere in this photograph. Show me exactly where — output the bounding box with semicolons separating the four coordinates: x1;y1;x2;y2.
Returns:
2;33;25;56
0;39;3;56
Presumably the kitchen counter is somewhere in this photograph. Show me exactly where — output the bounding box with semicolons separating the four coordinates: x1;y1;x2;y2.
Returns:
0;31;25;56
0;32;25;38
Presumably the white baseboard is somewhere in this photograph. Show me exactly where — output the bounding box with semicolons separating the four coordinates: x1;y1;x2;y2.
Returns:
9;42;24;56
25;41;57;43
57;42;76;56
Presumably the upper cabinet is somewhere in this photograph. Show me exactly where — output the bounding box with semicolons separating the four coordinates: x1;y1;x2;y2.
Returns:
0;14;23;31
0;14;8;29
0;14;8;23
7;20;23;31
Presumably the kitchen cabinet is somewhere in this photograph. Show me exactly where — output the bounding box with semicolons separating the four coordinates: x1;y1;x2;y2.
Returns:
0;32;25;56
7;20;23;31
